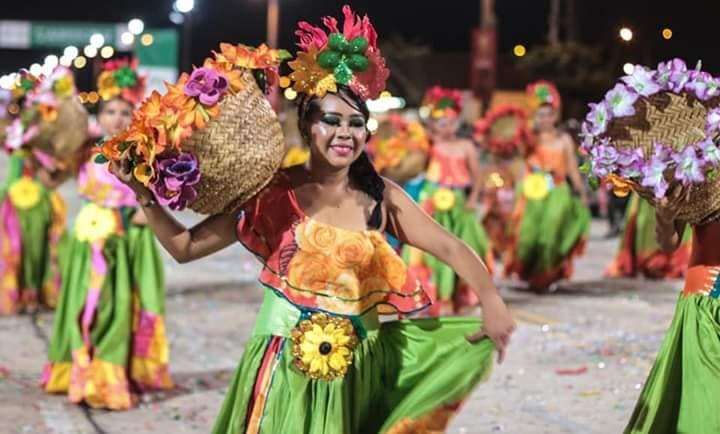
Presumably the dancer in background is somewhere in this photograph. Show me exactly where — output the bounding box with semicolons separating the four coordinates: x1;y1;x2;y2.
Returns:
403;86;493;315
43;59;172;409
505;81;590;291
0;69;77;314
606;192;691;279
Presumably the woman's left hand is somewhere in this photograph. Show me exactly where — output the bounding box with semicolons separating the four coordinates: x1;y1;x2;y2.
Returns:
467;294;516;364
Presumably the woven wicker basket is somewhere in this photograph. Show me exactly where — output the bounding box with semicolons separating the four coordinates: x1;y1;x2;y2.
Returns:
606;92;720;225
26;97;88;158
183;69;284;214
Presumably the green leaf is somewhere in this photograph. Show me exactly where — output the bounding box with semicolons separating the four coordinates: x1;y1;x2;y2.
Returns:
333;62;353;85
346;54;369;72
588;176;599;190
348;36;368;54
317;50;342;69
328;33;348;52
277;49;292;60
94;153;109;164
578;160;591;175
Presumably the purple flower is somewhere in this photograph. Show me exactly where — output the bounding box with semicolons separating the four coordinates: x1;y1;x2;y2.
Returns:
150;152;201;211
657;58;689;93
617;147;644;178
699;138;720;167
589;141;619;177
707;108;720;136
584;102;610;135
604;84;638;117
641;145;672;198
621;66;661;97
0;89;11;119
685;71;720;101
4;118;38;151
673;146;705;184
184;67;229;106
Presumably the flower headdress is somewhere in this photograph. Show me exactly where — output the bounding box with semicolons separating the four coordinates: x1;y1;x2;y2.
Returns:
421;86;463;119
288;5;390;101
98;43;288;211
3;67;77;152
367;113;430;172
96;58;147;106
474;104;531;158
581;59;720;203
526;80;561;112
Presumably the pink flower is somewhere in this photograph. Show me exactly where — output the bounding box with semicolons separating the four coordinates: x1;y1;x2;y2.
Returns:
184;67;228;106
604;84;638;118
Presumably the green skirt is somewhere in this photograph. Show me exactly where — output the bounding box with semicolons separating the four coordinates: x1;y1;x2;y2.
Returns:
42;214;172;410
626;265;720;433
606;194;692;279
402;182;493;313
0;151;67;314
505;182;590;289
213;289;494;434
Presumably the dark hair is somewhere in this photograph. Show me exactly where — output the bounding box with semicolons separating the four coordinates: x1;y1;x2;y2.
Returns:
297;86;385;224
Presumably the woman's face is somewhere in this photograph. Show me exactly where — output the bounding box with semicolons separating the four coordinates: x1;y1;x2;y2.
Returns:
306;93;368;169
98;98;132;137
534;105;558;132
428;115;460;140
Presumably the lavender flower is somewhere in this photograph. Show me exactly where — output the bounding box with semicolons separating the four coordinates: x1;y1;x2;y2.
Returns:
617;147;644;178
184;67;229;106
673;146;705;184
708;108;720;136
699;138;720;167
604;84;638;117
150;152;201;211
685;71;720;101
584;102;610;135
657;58;689;93
641;145;671;198
621;66;661;96
589;141;619;177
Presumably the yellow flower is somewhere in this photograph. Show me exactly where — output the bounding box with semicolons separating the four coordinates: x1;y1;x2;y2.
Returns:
53;75;75;98
282;147;310;168
289;48;337;98
97;71;121;101
74;203;118;243
8;177;41;210
432;187;456;211
291;313;358;380
522;173;551;200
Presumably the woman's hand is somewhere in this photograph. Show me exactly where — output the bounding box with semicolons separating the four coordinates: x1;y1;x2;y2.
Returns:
654;184;690;225
108;157;153;202
466;293;516;364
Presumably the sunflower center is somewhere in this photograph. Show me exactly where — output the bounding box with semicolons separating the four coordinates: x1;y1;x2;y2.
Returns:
319;342;333;355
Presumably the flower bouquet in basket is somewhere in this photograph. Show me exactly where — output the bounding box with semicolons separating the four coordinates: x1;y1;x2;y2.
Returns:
97;44;291;214
2;67;88;165
367;114;430;183
473;104;532;158
581;59;720;225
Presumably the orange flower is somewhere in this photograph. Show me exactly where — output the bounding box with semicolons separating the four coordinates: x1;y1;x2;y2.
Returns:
605;174;635;198
296;220;338;254
177;97;220;130
287;251;337;293
332;234;373;269
289;48;337;97
161;74;190;109
38;104;58;122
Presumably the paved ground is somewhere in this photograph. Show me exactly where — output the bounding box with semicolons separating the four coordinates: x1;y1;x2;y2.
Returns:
0;156;681;433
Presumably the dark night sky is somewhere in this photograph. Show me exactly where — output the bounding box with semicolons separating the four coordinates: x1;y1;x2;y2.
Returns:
3;1;720;76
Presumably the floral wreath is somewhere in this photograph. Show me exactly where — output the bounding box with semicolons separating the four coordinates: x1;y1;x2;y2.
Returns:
4;67;76;152
288;5;389;101
581;59;720;199
422;86;463;119
96;58;147;106
473;104;531;158
526;80;561;112
98;43;290;210
367;114;430;172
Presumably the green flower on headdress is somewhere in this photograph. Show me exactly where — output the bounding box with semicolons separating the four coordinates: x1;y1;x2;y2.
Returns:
316;33;369;85
113;66;138;89
535;86;551;103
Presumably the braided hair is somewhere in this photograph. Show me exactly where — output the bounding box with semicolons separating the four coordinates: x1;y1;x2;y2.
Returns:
297;85;385;225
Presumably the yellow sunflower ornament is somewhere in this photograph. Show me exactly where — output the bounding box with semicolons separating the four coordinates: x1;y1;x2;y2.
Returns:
8;177;42;210
432;187;456;211
522;172;552;200
291;313;358;380
74;203;118;243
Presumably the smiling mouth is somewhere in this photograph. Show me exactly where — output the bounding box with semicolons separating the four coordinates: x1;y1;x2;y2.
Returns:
329;143;354;156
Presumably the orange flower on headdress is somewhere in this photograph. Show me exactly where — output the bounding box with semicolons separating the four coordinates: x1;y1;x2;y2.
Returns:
289;48;338;98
